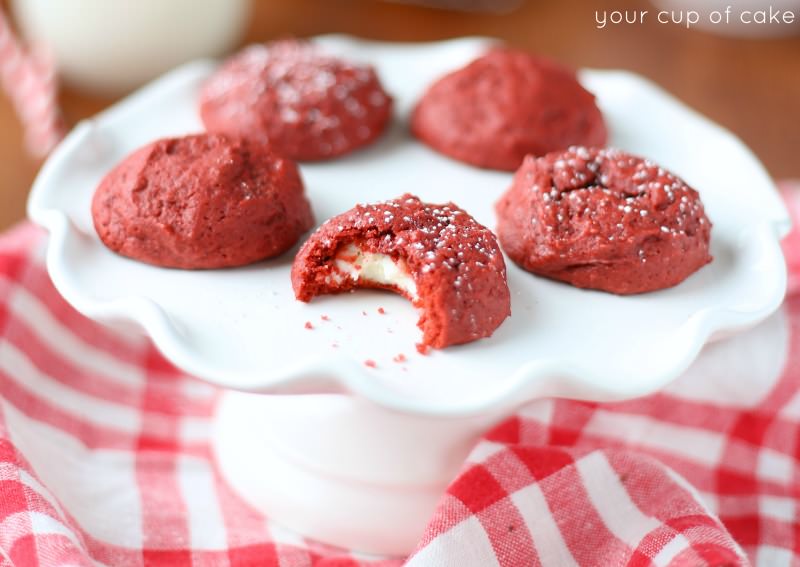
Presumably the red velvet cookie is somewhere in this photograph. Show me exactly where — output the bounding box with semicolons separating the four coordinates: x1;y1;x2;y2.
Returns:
495;147;712;294
92;133;314;269
199;40;393;161
292;194;511;349
411;47;607;171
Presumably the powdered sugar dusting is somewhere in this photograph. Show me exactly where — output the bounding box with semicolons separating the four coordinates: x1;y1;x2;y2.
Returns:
200;39;392;159
526;146;708;241
344;194;506;303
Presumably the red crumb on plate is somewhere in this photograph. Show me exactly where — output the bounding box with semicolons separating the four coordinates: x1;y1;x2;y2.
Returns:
377;307;386;314
393;353;407;363
304;321;314;330
321;315;330;321
364;359;377;368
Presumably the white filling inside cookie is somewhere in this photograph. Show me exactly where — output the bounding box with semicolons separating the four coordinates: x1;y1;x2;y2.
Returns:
331;243;418;300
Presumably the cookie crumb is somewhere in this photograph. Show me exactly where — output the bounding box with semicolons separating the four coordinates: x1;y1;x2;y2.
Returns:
304;321;314;330
393;353;407;363
416;343;430;355
377;307;386;315
321;315;330;321
364;359;377;368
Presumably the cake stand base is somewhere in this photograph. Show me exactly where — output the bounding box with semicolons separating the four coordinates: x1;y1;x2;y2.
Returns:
212;391;501;556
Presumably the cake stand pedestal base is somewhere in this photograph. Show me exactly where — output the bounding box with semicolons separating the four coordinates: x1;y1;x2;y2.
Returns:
212;391;502;556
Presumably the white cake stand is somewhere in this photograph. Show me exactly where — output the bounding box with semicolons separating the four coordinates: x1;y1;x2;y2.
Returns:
27;36;790;555
212;306;789;555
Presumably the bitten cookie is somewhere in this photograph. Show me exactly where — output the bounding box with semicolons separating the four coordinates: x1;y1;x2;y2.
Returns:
291;194;511;349
411;47;607;171
495;146;712;294
92;133;314;269
199;39;393;161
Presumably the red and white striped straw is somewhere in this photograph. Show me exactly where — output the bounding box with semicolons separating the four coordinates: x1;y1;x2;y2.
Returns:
0;5;65;158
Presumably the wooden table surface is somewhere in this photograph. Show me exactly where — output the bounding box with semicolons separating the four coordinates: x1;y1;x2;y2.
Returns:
1;0;798;231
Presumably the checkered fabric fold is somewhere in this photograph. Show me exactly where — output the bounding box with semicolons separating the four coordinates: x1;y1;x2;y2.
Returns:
1;185;798;566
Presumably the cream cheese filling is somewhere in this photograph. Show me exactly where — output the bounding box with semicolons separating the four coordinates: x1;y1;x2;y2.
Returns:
330;243;418;300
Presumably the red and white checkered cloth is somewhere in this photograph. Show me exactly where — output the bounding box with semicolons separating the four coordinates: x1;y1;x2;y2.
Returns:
0;6;64;158
1;186;799;567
